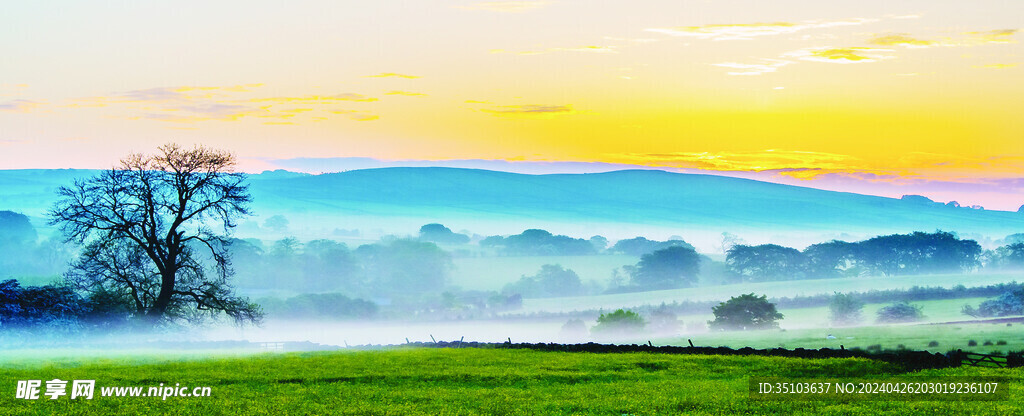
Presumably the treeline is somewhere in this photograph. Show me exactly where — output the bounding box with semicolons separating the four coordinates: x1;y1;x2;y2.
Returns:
0;279;134;333
727;231;987;281
229;237;451;298
0;211;76;281
500;282;1024;321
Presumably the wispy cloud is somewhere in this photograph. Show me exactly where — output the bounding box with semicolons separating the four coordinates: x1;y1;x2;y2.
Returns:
964;29;1018;45
868;33;935;48
480;104;575;118
329;109;379;121
384;90;428;96
365;72;420;79
249;93;379;103
973;63;1019;69
0;99;45;113
645;18;877;41
456;1;548;13
783;47;895;64
615;149;860;174
70;85;386;124
712;59;792;75
490;45;617;55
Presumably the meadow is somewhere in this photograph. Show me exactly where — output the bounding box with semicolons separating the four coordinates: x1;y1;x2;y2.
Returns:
1;348;1021;415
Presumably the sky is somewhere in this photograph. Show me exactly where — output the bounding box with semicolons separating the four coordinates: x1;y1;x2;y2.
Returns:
1;1;1022;210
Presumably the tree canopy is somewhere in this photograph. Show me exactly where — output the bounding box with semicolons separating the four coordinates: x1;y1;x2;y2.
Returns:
708;293;783;331
629;246;701;289
50;144;261;325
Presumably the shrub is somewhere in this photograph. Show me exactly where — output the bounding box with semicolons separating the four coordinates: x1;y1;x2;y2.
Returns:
997;340;1008;346
983;341;994;346
968;340;978;346
708;293;783;331
927;341;940;347
875;301;924;323
828;292;864;326
591;309;645;335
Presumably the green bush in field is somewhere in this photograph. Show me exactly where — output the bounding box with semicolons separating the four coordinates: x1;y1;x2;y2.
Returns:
708;293;783;331
827;292;864;326
875;301;924;323
591;309;645;335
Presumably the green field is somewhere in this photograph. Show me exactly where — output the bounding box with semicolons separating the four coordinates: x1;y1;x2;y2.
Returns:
1;348;1022;415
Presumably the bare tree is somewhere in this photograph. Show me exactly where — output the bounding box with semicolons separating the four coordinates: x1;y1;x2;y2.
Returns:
50;143;261;325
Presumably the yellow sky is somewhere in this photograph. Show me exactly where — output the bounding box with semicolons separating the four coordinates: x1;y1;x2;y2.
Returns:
0;1;1021;207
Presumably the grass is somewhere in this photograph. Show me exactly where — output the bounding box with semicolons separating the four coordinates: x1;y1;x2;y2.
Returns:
1;348;1023;415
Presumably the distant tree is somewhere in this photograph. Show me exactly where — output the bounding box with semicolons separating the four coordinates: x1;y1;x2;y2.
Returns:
503;264;584;298
262;215;290;233
559;318;588;341
1003;233;1024;245
418;223;470;245
726;244;805;281
49;144;261;325
589;235;609;252
591;309;645;335
610;237;694;257
827;292;864;326
708;293;783;331
499;229;595;256
0;211;40;278
302;239;359;292
720;232;744;254
630;246;701;289
875;301;924;323
857;231;980;276
962;291;1024;318
479;235;505;248
258;293;377;320
0;211;37;248
990;243;1024;269
648;304;681;334
355;239;452;296
803;240;860;278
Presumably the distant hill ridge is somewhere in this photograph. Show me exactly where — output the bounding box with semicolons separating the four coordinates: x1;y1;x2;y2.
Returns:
1;167;1022;234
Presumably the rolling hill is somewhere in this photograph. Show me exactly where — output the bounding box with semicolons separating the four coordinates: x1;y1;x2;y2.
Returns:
2;167;1022;243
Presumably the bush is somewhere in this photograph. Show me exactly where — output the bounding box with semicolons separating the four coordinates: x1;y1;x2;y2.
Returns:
875;301;924;323
997;340;1008;346
983;341;994;346
968;340;978;346
708;293;783;331
591;309;645;335
827;292;864;326
559;319;588;341
928;341;940;347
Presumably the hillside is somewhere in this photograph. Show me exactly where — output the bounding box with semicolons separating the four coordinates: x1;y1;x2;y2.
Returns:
2;168;1023;240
